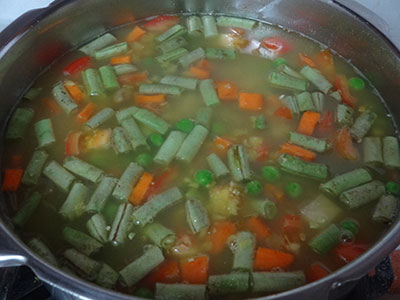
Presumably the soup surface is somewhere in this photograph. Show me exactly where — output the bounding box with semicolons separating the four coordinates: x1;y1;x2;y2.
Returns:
2;14;400;299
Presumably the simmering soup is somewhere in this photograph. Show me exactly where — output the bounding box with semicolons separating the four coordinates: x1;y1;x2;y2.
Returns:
2;14;400;299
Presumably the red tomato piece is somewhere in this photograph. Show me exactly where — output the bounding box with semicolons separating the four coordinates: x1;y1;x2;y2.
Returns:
335;244;368;263
63;56;91;76
262;37;292;54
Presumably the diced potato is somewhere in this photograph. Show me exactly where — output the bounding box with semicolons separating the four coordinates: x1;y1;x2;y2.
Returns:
301;194;342;229
208;182;243;219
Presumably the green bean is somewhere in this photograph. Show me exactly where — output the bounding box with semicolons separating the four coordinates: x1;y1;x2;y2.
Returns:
63;226;103;256
121;117;148;150
155;283;207;300
35;118;56;148
252;115;266;130
132;187;183;226
216;16;256;29
79;33;117;56
113;63;138;76
230;231;255;272
115;106;139;123
82;69;106;98
156;24;187;43
43;160;75;193
350;111;377;142
278;64;304;79
372;194;399;224
300;66;333;94
207;153;229;178
22;150;49;185
134;108;171;135
63;156;104;183
160;75;198;90
178;47;205;68
6;108;34;139
87;214;108;243
199;79;220;106
309;224;340;254
187;16;203;37
86;176;118;213
320;168;372;197
283;96;300;115
329;90;342;101
154;131;186;165
252;271;306;293
28;238;58;267
139;83;183;95
59;182;90;220
23;87;42;100
112;162;144;202
119;245;165;287
289;132;329;153
96;263;119;289
249;198;277;220
85;107;115;129
279;154;329;181
64;248;102;279
99;65;120;91
94;42;128;60
227;145;252;182
111;127;132;154
157;36;188;54
208;272;250;296
205;48;236;60
383;136;400;169
363;137;383;165
296;91;315;112
268;72;308;91
109;203;135;245
311;92;325;112
195;107;212;128
156;47;189;63
12;192;41;227
176;125;209;163
339;180;385;209
336;104;354;127
143;222;177;249
52;82;78;114
186;199;210;233
202;16;218;38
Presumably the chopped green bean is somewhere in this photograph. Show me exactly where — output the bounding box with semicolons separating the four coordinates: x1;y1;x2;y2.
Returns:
113;63;138;76
296;91;315;112
64;248;102;279
340;219;359;236
339;180;385;209
279;154;328;181
176;124;209;163
273;57;287;68
134;108;170;135
112;162;143;202
373;194;399;223
87;214;108;243
187;16;203;37
227;145;252;182
121;117;149;150
312;92;325;112
186;198;210;233
96;263;119;289
115;106;139;123
154;131;186;165
206;48;236;60
289;132;329;153
309;224;340;254
202;16;218;38
199;79;220;106
63;226;103;256
156;24;187;43
12;192;41;227
156;47;189;63
63;156;104;183
28;238;58;267
35;118;56;148
94;42;128;60
99;66;120;91
216;16;256;29
22;150;49;185
157;36;188;54
23;87;42;100
59;182;90;220
52;82;78;114
86;176;118;213
82;69;105;98
6;107;34;139
268;72;308;91
282;96;300;115
178;47;205;68
79;33;117;56
85;107;115;129
112;127;132;154
143;222;177;249
363;137;383;165
278;64;304;79
109;203;135;245
300;66;333;94
208;272;250;296
336;104;354;127
43;160;75;193
155;283;207;300
160;75;198;90
230;231;255;272
207;153;229;178
350;111;377;142
250;198;277;220
252;271;306;293
383;136;400;169
139;83;183;95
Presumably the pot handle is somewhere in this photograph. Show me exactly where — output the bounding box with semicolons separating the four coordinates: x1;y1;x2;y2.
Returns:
0;223;27;268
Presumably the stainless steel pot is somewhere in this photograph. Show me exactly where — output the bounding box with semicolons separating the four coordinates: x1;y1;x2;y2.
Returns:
1;0;400;299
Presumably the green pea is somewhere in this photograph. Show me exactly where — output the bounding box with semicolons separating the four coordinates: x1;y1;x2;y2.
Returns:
148;133;164;148
340;219;359;236
348;77;365;91
211;122;225;135
194;170;214;187
386;181;400;196
176;118;195;133
285;182;303;198
135;153;153;168
262;166;280;182
246;180;262;196
273;57;287;68
252;115;266;130
134;287;154;299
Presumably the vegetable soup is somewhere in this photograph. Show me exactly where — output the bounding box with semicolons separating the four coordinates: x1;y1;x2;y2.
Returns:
2;14;400;299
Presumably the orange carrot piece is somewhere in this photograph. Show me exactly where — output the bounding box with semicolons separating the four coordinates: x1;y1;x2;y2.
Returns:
213;136;232;156
195;59;212;70
129;172;154;205
126;26;146;42
143;260;180;287
280;143;317;161
209;221;237;254
298;53;317;68
180;256;209;284
313;49;336;83
64;81;84;104
246;217;271;241
118;71;148;85
189;67;210;79
110;55;131;65
307;263;330;282
76;102;97;123
65;131;82;156
2;169;23;191
254;247;294;271
239;92;264;111
336;126;359;160
216;81;239;101
274;106;292;120
134;94;166;105
43;97;61;114
264;184;284;202
297;111;321;136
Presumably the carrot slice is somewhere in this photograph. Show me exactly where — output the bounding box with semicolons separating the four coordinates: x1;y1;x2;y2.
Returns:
142;260;180;287
189;67;210;80
180;256;209;284
65;131;82;156
297;111;320;136
209;221;237;254
64;81;84;104
129;172;154;206
195;59;212;70
280;143;316;161
246;217;271;241
118;72;148;85
313;49;336;83
336;126;358;160
216;81;239;101
2;169;23;191
298;53;317;68
213;136;232;156
335;243;368;263
134;94;166;105
63;56;91;76
307;263;330;282
126;26;146;42
110;55;131;65
76;102;97;123
264;184;284;202
43;97;61;114
335;74;357;107
274;106;292;120
239;92;263;111
254;247;294;271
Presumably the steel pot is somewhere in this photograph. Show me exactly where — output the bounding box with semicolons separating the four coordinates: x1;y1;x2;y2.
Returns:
1;0;400;299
